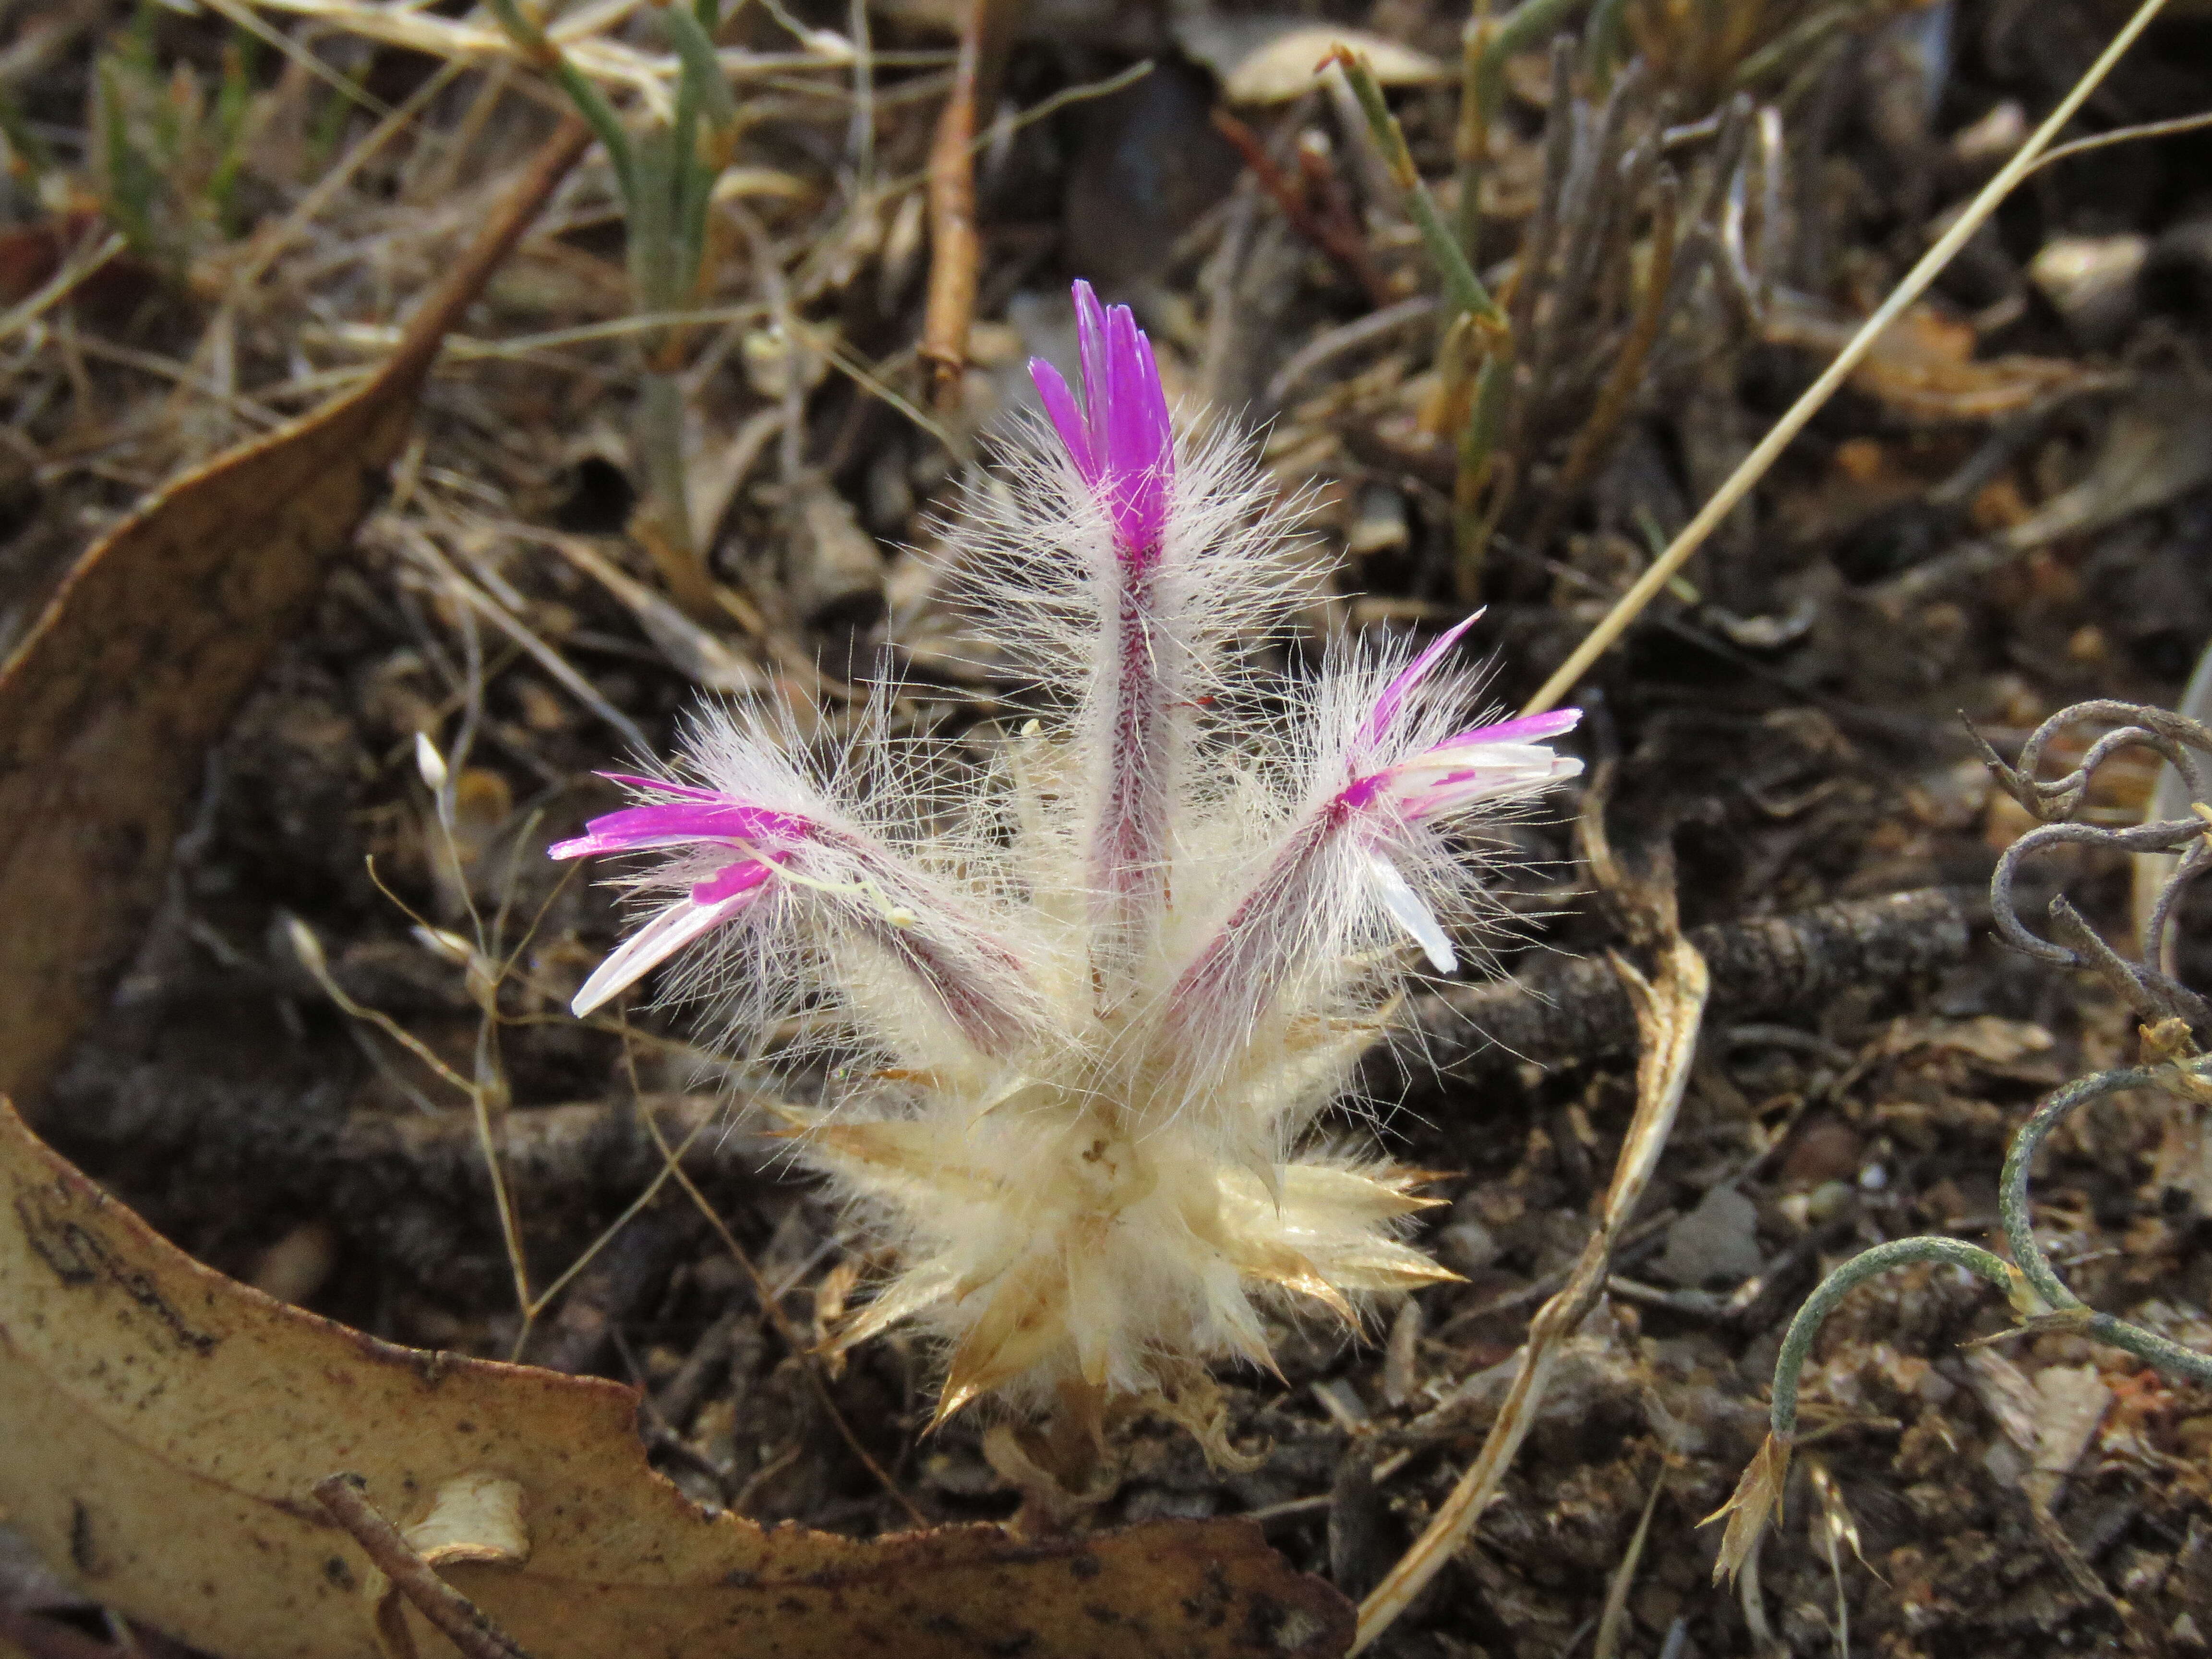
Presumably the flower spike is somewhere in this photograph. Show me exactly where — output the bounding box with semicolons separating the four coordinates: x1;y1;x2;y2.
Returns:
1342;613;1581;828
1028;282;1185;1001
550;752;1052;1055
555;281;1582;1442
1169;616;1580;1044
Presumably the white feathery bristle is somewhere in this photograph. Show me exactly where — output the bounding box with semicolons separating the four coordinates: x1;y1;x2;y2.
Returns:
557;289;1580;1443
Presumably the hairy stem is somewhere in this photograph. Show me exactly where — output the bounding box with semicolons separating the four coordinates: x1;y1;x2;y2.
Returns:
1089;566;1173;1007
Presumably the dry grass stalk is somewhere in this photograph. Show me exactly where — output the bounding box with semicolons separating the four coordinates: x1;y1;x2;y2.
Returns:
232;0;878;105
1352;813;1710;1651
1522;0;2177;718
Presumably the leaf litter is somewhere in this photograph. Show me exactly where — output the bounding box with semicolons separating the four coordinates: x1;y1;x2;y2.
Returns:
6;0;2212;1655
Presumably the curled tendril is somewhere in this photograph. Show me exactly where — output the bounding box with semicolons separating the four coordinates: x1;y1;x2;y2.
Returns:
1972;698;2212;1032
1711;697;2212;1584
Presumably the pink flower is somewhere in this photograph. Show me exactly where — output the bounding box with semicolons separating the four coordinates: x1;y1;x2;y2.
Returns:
1028;281;1174;567
552;280;1582;1434
549;755;1050;1055
548;777;805;1018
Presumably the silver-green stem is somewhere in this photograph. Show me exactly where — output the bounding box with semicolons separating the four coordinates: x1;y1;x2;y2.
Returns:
636;369;694;557
1770;1056;2212;1441
1997;1057;2212;1385
1767;1237;2022;1439
1336;50;1504;330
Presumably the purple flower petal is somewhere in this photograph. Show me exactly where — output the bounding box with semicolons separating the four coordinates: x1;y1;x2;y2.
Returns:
599;771;724;800
1074;279;1112;440
1099;301;1171;560
550;798;811;861
1359;611;1484;750
1030;358;1097;482
1429;708;1582;749
691;857;774;907
1034;279;1175;569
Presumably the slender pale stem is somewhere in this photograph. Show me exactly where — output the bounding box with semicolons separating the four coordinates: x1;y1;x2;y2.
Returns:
1334;48;1504;330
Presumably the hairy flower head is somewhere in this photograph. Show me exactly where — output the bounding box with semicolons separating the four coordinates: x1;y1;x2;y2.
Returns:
554;282;1581;1434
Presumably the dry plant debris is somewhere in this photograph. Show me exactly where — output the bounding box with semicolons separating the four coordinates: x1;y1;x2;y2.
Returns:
7;0;2212;1653
0;1099;1350;1658
0;119;589;1105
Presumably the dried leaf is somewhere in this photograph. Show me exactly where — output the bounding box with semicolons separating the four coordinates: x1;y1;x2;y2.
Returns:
1177;18;1447;105
1998;381;2212;551
0;1100;1353;1659
1766;297;2081;423
0;122;591;1106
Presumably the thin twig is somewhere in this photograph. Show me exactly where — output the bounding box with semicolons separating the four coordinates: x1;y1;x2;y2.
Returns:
1211;109;1395;309
1997;1060;2212;1383
2026;108;2212;178
509;1103;716;1363
0;230;124;348
312;1475;534;1659
625;1038;933;1529
1710;917;2212;1582
1521;0;2175;718
919;0;984;411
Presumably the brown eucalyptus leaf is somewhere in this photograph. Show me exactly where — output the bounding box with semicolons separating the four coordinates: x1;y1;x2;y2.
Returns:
0;120;590;1107
0;1101;1352;1659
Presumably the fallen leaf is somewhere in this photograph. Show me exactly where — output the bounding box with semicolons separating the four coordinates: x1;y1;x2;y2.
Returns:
0;110;1352;1659
1996;380;2212;551
0;1100;1351;1659
1766;296;2081;423
2025;1363;2113;1510
0;120;592;1107
1966;1348;2043;1461
1872;380;2212;610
